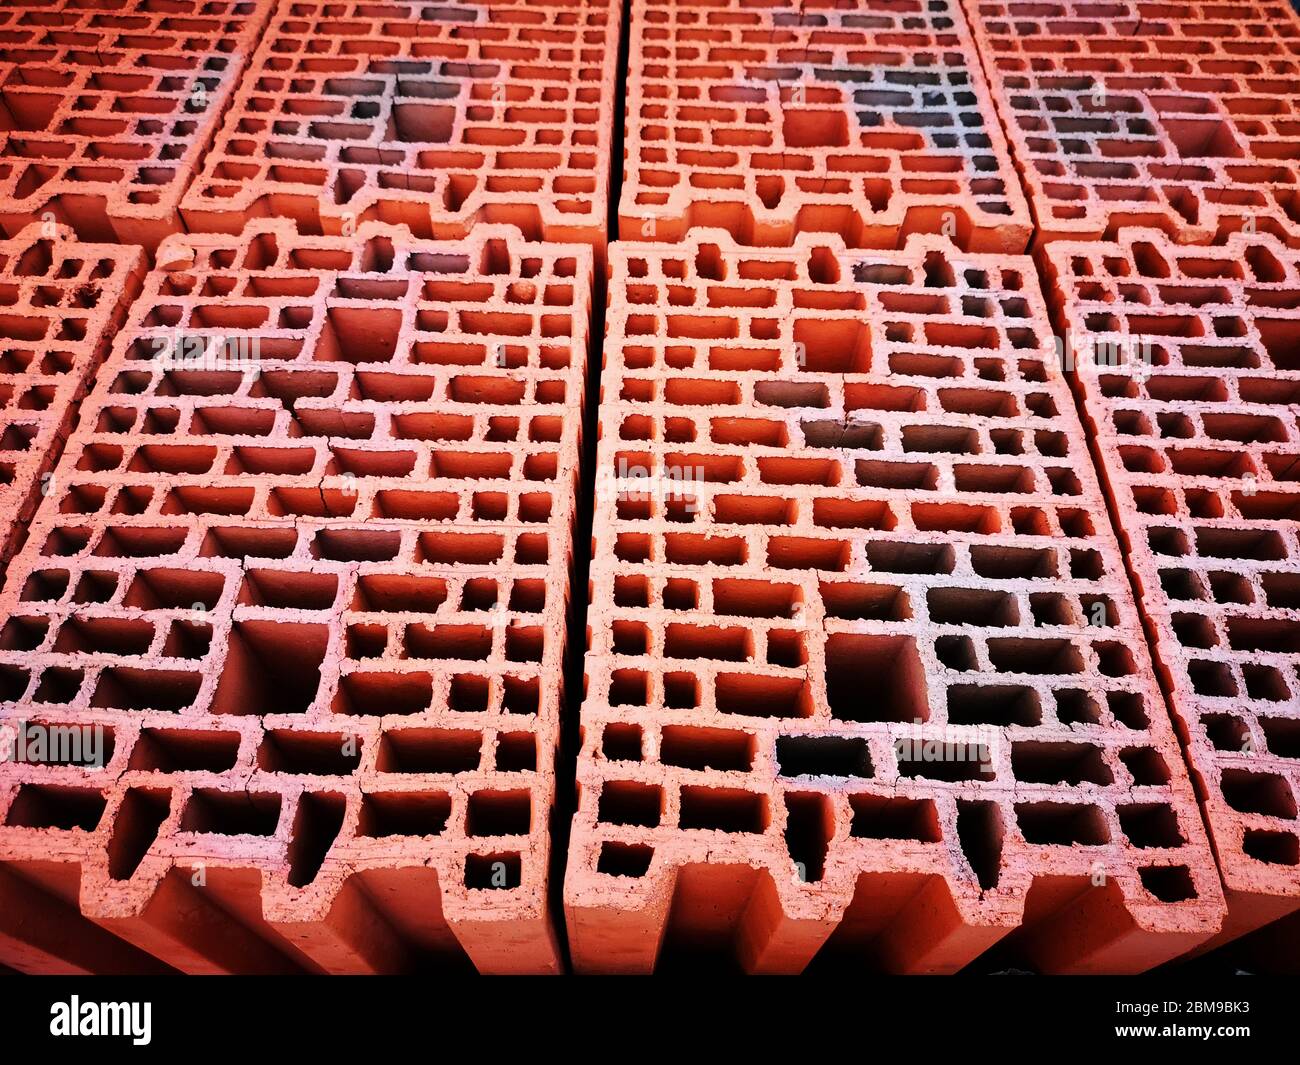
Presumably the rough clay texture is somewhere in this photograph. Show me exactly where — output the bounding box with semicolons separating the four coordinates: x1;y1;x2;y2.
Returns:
619;0;1032;252
180;0;621;264
0;219;591;974
564;230;1225;974
0;224;144;577
0;0;275;251
965;0;1300;247
1045;229;1300;953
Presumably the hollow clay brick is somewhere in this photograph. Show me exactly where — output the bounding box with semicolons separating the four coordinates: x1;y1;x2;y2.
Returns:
564;230;1225;974
966;0;1300;247
0;219;591;974
619;0;1032;252
180;0;621;266
1044;229;1300;955
0;224;143;580
0;0;275;252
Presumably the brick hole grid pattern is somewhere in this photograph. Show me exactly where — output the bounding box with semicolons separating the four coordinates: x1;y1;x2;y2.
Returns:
180;0;621;262
1044;229;1300;950
619;0;1033;252
0;225;144;575
964;0;1300;246
0;0;277;251
0;219;592;974
563;231;1225;974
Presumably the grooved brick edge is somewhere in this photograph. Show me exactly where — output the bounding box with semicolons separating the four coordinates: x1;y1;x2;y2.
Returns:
564;229;1225;975
0;219;592;975
1044;228;1300;952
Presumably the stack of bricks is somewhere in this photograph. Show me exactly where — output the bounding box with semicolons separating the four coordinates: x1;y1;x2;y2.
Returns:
619;0;1032;251
2;0;1300;976
1044;229;1300;959
965;0;1300;247
0;0;276;251
564;231;1225;973
180;0;621;263
0;220;591;973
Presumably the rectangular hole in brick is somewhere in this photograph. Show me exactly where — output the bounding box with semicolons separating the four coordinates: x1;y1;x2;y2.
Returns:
1243;830;1299;867
468;789;531;837
53;617;153;656
129;728;238;772
1138;865;1197;903
660;725;753;771
602;723;642;762
406;623;492;661
32;668;84;706
321;307;401;362
896;737;994;781
986;637;1085;676
928;587;1017;626
678;786;767;833
663;623;750;662
258;731;361;775
597;841;654;878
817;581;907;621
211;621;327;715
287;792;346;887
865;541;953;575
181;790;281;836
1011;742;1113;785
784;792;831;884
336;671;432;716
1015;802;1109;845
849;794;940;841
350;573;448;614
5;784;105;830
947;684;1041;726
92;668;202;712
1220;770;1298;819
202;526;297;560
611;574;647;608
496;732;536;772
358;791;451;838
970;545;1057;580
715;672;809;718
1117;804;1185;849
712;578;798;619
452;676;491;717
107;788;171;881
597;781;662;827
503;676;539;716
957;800;1003;890
825;634;928;723
1261;718;1300;759
1188;659;1238;697
238;570;338;609
776;735;871;778
506;627;544;663
465;852;521;890
378;729;481;773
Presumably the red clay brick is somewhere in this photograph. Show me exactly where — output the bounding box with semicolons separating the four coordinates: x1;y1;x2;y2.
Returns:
619;0;1032;252
0;224;143;576
180;0;621;264
0;0;274;252
564;230;1224;974
1044;229;1300;953
0;219;591;974
967;0;1300;246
